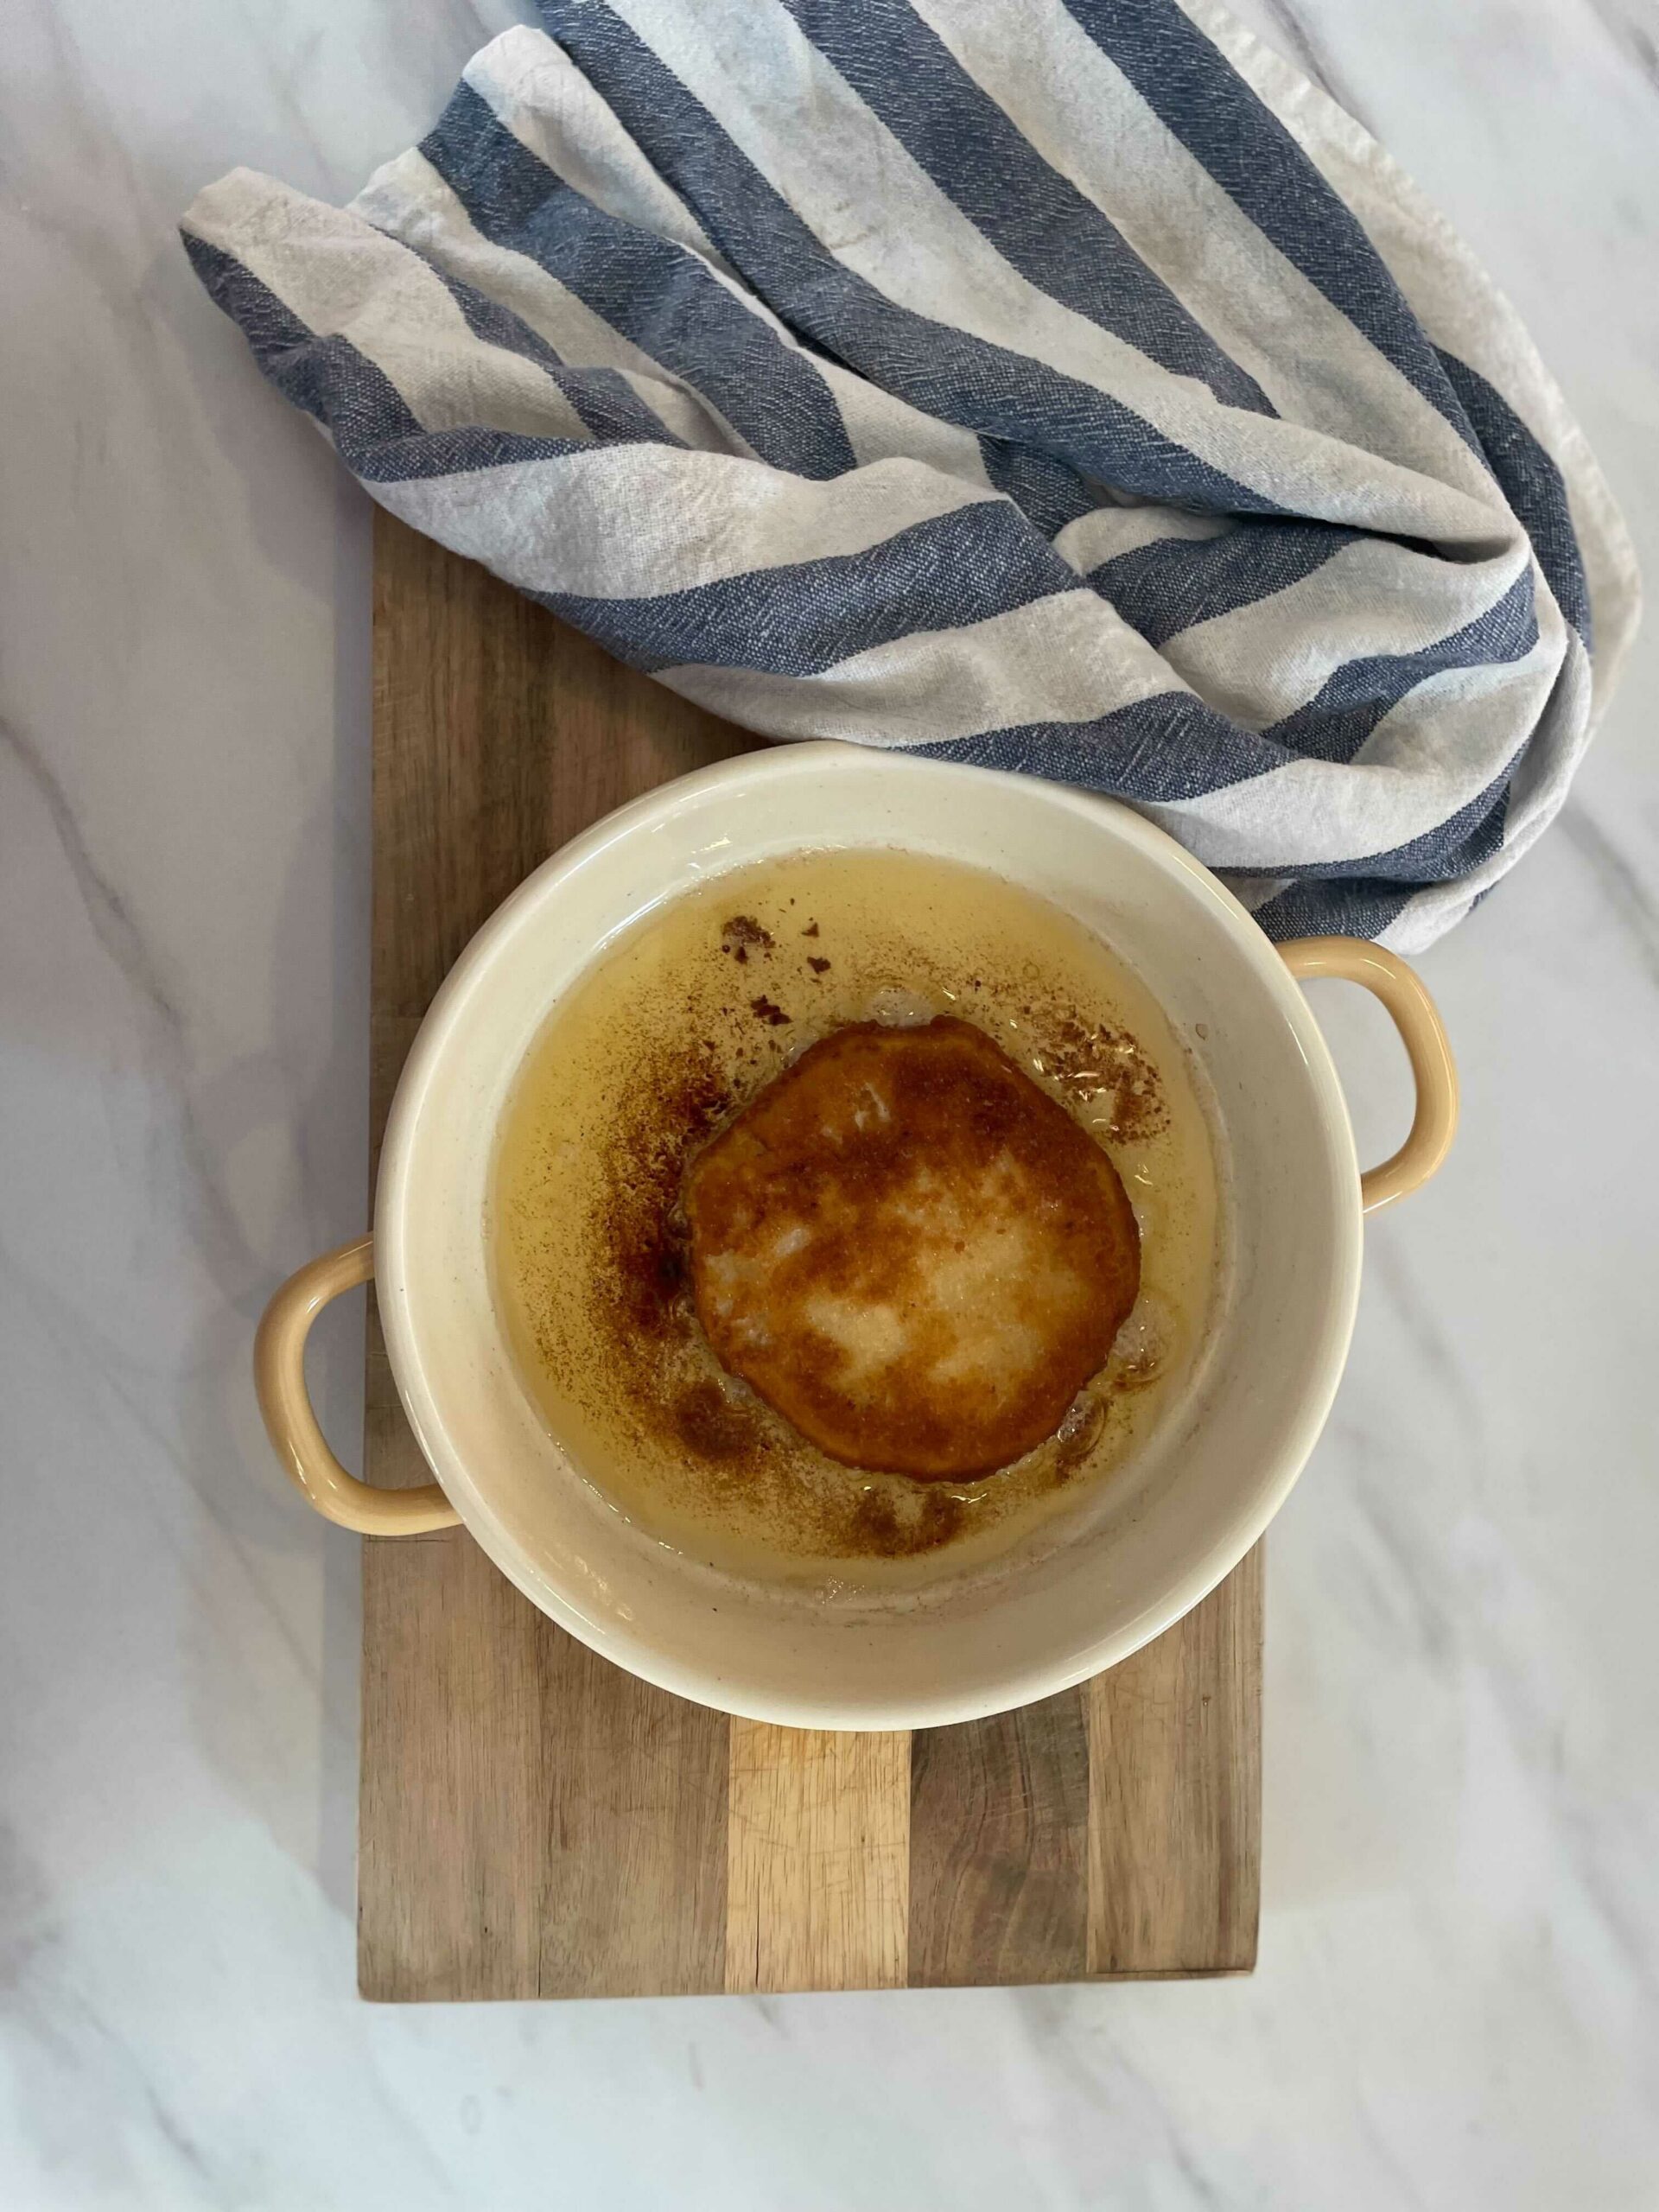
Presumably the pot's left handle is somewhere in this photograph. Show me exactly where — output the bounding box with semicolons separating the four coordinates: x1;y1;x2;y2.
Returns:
253;1234;461;1535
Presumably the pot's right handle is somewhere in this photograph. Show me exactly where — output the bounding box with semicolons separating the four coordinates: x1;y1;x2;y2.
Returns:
253;1234;461;1535
1279;937;1459;1214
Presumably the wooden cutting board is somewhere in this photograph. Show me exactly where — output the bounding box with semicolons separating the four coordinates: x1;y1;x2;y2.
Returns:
358;511;1262;2000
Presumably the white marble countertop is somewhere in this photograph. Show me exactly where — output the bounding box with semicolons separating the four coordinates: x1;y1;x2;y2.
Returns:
4;2;1656;2203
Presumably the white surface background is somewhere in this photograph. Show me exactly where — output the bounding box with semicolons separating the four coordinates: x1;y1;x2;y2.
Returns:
3;2;1656;2204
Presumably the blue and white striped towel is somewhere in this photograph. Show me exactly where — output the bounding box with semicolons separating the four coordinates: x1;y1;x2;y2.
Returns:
183;1;1637;947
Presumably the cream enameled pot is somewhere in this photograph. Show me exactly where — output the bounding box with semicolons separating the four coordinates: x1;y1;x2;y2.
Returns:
256;744;1456;1728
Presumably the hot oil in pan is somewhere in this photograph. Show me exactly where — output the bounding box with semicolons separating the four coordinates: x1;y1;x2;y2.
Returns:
490;847;1220;1590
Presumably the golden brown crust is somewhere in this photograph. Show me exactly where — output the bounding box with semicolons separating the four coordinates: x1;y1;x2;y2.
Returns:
683;1017;1141;1479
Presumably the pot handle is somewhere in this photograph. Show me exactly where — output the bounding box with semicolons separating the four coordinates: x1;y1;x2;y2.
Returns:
1279;938;1459;1215
253;1234;461;1535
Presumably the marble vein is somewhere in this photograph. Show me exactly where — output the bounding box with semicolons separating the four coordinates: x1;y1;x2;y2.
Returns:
1556;799;1659;992
0;714;260;1292
1584;0;1659;95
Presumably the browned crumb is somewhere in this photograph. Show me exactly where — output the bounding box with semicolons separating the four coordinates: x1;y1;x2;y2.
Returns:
721;915;774;965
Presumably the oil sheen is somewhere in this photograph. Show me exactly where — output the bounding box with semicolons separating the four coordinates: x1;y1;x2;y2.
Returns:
491;847;1220;1591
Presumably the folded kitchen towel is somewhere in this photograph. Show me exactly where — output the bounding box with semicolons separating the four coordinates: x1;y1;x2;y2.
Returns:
182;0;1638;946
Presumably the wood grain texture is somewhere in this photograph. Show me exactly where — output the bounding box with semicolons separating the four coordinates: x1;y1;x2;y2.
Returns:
359;513;748;2003
725;1725;911;1994
538;1636;728;1999
358;509;1262;2000
1085;1544;1264;1977
908;1688;1091;1987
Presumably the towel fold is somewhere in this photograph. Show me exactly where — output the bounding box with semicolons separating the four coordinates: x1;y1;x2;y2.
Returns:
182;0;1638;946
